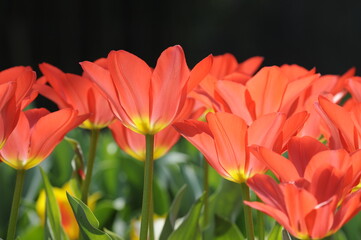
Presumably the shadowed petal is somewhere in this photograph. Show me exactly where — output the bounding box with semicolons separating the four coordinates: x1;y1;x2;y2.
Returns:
173;119;230;178
207;112;248;182
246;66;288;116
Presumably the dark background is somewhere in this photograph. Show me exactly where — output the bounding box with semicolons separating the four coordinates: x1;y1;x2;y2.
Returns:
1;0;361;77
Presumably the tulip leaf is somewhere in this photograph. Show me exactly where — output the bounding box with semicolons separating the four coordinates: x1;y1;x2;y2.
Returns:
103;229;124;240
213;179;243;220
168;193;204;240
64;136;85;184
268;223;282;240
159;185;187;240
153;176;170;215
66;192;112;240
39;167;69;240
214;215;244;240
17;225;43;240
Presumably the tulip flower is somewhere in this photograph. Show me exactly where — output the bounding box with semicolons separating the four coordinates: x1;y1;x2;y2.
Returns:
35;62;118;204
253;137;361;200
109;98;200;161
110;121;180;161
0;66;37;150
0;82;18;149
36;62;115;129
81;45;212;135
81;45;212;240
189;54;262;112
174;112;288;183
247;137;361;239
245;173;361;239
0;66;37;108
174;111;291;240
215;66;318;123
316;96;361;152
0;108;87;170
209;54;263;83
3;108;86;240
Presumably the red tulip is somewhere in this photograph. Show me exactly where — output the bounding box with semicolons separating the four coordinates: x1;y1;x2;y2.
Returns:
81;45;212;135
174;112;285;183
245;173;361;239
0;66;37;149
0;66;37;108
0;108;87;170
35;63;115;129
109;121;180;161
316;96;360;152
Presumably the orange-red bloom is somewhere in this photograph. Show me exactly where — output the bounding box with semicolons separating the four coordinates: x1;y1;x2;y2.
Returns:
253;137;361;198
109;121;180;161
109;98;201;161
0;66;37;108
0;66;37;149
0;108;87;170
35;63;115;129
245;173;361;239
174;112;288;183
81;45;212;135
316;96;361;152
208;54;263;83
247;137;361;239
215;66;318;124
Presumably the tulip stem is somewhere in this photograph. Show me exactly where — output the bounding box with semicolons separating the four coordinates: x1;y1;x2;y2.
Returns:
257;203;265;240
7;169;26;240
149;194;155;240
203;159;209;227
140;134;155;240
81;128;100;204
241;183;255;240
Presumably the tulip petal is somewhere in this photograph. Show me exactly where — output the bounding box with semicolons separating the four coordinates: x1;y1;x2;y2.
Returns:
288;136;328;177
29;109;86;162
173;119;230;179
0;112;31;169
151;46;189;130
246;66;288;116
207;112;248;182
108;50;152;122
318;96;355;152
216;80;253;124
255;146;300;182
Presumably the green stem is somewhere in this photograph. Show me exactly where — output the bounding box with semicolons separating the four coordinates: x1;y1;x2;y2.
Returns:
139;134;155;240
240;183;255;240
203;159;209;227
7;169;26;240
81;128;100;204
257;203;265;240
149;192;155;240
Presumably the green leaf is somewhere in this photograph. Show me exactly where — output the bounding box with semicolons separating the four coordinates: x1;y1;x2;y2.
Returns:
64;136;85;184
268;223;282;240
159;185;187;240
153;176;170;215
103;229;124;240
39;167;68;240
213;179;243;221
18;225;43;239
214;215;244;240
168;193;204;240
66;192;112;240
93;200;117;229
